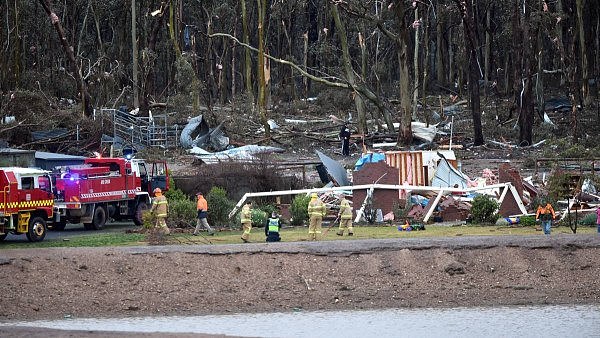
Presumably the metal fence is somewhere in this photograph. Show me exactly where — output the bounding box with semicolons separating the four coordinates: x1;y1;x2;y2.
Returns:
94;108;180;150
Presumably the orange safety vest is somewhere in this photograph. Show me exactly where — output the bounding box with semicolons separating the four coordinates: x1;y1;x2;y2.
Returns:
197;196;208;211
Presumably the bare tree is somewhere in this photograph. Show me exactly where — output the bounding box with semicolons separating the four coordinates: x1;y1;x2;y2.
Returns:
38;0;93;117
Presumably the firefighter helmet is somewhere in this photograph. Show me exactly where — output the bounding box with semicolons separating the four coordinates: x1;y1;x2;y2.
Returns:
153;187;162;194
311;193;318;198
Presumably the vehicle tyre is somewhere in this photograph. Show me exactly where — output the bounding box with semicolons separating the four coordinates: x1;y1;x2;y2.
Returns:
26;216;47;242
133;201;148;226
51;221;66;231
0;233;7;241
92;206;107;230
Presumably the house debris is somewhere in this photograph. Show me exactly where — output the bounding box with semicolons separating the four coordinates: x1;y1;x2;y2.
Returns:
180;115;229;150
189;145;285;164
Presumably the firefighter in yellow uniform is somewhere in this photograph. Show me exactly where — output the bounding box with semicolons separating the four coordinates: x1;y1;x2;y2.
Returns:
336;195;354;236
151;188;170;235
240;201;253;243
307;193;326;240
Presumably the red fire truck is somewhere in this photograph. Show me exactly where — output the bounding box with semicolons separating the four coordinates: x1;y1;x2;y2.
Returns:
0;167;54;242
52;157;168;230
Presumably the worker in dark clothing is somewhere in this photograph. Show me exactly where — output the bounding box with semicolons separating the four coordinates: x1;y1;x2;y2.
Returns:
265;212;282;242
339;124;351;156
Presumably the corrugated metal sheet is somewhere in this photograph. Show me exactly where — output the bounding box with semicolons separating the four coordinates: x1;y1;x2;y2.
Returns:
385;151;425;186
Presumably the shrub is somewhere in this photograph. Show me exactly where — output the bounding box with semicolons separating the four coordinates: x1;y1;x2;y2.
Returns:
546;171;572;202
165;175;188;202
234;207;268;228
577;213;597;226
167;198;196;228
207;186;235;227
519;215;537;227
470;195;499;224
252;209;269;227
290;194;311;226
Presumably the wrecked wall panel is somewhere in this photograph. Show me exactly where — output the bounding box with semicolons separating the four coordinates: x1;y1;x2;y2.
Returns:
498;186;523;217
353;161;400;217
385;151;426;186
498;163;524;199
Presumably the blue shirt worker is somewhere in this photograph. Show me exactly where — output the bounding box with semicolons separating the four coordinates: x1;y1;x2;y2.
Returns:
265;212;282;242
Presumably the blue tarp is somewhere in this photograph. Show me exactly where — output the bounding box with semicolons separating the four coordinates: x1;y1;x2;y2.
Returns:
354;153;386;171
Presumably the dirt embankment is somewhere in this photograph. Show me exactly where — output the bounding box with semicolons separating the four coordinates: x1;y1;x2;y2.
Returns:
1;235;599;322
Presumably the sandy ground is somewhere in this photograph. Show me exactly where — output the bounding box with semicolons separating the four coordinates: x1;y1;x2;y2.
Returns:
1;235;599;327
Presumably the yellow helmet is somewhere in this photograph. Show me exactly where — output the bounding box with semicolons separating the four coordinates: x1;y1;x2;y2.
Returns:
153;187;162;194
311;193;318;198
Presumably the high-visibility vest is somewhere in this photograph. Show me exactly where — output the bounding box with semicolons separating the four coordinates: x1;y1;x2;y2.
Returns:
268;218;280;232
339;199;352;220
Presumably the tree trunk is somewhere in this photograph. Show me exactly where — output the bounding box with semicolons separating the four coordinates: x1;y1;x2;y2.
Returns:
131;0;139;109
39;0;92;117
142;2;168;112
484;4;491;97
535;26;544;121
331;4;367;135
358;31;368;134
518;8;535;147
412;6;420;120
455;0;484;146
435;15;445;86
576;0;590;105
241;0;253;103
257;0;269;138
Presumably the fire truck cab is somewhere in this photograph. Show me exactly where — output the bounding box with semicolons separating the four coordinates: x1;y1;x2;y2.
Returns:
0;167;54;242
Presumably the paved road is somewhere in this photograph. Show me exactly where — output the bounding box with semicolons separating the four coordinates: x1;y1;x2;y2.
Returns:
3;222;138;243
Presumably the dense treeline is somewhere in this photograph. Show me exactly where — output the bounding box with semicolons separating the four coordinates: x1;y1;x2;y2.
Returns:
0;0;598;147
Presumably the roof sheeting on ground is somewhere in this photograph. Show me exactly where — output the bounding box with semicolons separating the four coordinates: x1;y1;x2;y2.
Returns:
316;150;350;186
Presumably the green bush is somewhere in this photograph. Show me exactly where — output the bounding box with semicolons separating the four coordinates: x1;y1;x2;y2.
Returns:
167;198;196;228
165;175;188;202
546;171;571;202
207;186;235;227
470;195;499;224
519;215;537;227
290;194;310;226
252;209;269;227
577;213;596;226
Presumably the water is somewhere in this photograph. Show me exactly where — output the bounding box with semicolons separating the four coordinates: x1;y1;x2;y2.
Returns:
3;305;600;338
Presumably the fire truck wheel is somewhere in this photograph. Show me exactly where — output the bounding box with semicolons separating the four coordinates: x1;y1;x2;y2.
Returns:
26;217;47;242
92;206;107;230
134;202;148;226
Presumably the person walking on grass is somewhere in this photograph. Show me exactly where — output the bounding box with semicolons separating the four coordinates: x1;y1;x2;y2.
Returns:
194;192;215;236
307;193;326;240
265;212;282;242
535;201;556;235
240;201;253;243
336;194;354;236
150;188;170;235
